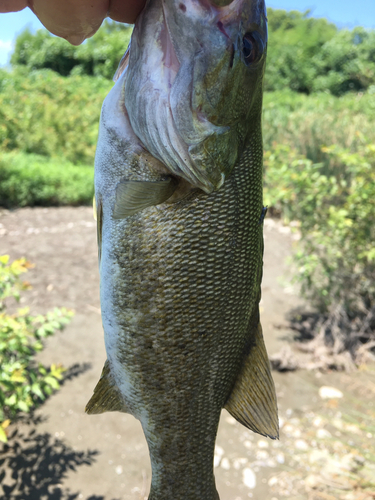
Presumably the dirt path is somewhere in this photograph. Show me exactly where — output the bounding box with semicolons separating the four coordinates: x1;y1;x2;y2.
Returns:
1;207;374;500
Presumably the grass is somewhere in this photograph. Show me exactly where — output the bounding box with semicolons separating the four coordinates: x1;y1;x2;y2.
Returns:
0;152;94;208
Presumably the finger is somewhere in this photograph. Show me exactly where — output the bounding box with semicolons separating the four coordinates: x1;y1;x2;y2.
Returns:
31;0;109;45
0;0;28;12
108;0;146;24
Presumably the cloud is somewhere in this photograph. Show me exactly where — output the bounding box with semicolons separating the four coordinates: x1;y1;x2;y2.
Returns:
0;40;13;66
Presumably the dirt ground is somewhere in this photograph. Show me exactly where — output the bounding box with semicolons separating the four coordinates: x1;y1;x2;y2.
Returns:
0;207;374;500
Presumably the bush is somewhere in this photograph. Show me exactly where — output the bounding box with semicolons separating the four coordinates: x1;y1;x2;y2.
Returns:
0;256;73;442
263;90;375;165
11;20;132;79
0;152;94;208
0;68;111;164
264;143;375;368
265;10;375;95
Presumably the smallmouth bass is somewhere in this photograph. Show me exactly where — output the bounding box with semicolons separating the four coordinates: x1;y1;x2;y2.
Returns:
86;0;278;498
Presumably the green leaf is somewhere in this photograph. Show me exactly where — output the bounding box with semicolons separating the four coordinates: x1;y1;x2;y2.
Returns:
44;376;59;390
0;425;8;443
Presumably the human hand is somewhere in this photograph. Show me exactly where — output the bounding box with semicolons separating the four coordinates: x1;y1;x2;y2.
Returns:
0;0;146;45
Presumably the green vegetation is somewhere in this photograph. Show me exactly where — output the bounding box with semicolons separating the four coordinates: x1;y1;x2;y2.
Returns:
266;9;375;95
0;256;73;442
11;20;133;79
263;143;375;367
0;67;111;164
10;10;375;95
0;152;94;207
0;9;374;367
263;90;375;163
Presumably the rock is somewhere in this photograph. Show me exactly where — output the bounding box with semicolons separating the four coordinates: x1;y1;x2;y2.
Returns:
295;439;309;451
319;386;343;399
268;476;278;487
305;474;320;489
220;457;230;470
316;428;332;439
214;445;224;468
242;468;256;489
309;449;329;465
257;440;269;448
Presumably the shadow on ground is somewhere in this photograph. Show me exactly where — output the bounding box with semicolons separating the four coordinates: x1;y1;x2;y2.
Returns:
0;362;118;500
0;419;104;500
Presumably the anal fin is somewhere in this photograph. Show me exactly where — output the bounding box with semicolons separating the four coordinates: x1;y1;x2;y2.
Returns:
85;360;129;415
225;323;279;439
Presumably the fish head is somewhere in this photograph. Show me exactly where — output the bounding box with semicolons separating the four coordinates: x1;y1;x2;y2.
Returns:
124;0;267;193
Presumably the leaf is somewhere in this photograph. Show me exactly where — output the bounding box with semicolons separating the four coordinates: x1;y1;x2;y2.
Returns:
1;419;11;429
44;376;59;390
0;426;8;443
17;400;30;412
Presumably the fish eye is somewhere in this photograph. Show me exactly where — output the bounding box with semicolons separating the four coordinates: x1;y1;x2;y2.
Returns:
242;32;264;65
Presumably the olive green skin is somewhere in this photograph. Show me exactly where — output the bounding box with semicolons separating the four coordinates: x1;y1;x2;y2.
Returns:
95;96;264;500
92;0;270;495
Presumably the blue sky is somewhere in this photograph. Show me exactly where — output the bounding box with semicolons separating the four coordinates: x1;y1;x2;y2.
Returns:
0;0;374;66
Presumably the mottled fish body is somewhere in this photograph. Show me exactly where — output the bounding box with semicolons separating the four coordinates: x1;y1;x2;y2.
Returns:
86;0;278;498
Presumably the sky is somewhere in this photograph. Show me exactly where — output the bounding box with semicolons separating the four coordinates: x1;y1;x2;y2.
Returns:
0;0;374;66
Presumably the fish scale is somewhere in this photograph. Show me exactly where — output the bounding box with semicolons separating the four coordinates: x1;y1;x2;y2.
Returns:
86;0;278;497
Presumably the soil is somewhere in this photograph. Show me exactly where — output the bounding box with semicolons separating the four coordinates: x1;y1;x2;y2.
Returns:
0;207;374;500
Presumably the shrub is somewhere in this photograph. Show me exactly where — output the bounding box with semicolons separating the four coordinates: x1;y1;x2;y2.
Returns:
0;256;73;442
0;68;111;164
264;144;375;368
263;90;375;165
10;20;132;79
0;152;94;208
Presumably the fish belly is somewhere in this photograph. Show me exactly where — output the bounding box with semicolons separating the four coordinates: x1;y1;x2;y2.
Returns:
98;144;263;499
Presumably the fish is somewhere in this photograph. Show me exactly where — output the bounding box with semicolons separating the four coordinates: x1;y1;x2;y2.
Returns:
85;0;278;498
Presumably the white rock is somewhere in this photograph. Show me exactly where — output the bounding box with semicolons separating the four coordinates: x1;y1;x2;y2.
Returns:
115;465;123;475
305;474;320;488
242;468;256;489
256;450;269;460
268;476;278;487
257;440;269;448
292;429;301;438
309;449;329;464
233;458;248;470
276;452;285;464
345;424;361;434
214;445;224;468
221;457;231;470
316;428;332;439
319;386;343;399
283;424;294;435
313;416;323;427
215;445;224;456
295;439;309;451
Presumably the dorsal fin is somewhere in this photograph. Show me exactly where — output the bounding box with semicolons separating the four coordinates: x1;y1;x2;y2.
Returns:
85;360;129;415
113;178;177;218
225;322;279;439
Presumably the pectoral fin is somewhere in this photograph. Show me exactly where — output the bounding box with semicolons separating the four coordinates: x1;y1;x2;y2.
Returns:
85;360;129;415
113;178;177;218
225;323;279;439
